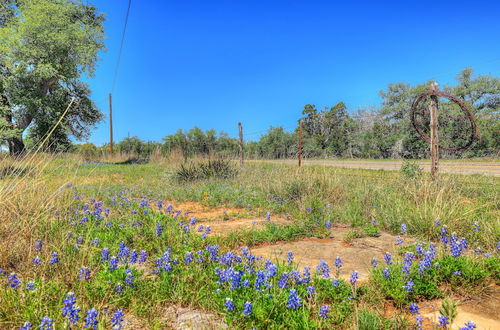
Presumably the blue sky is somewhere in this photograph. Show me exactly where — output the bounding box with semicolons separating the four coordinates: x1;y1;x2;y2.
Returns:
86;0;500;144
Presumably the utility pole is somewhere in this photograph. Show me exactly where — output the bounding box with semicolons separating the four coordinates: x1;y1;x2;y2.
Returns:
429;82;439;179
238;122;244;166
108;93;113;156
298;119;303;167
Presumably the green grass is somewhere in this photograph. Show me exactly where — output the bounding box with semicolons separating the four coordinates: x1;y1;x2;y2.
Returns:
0;156;498;329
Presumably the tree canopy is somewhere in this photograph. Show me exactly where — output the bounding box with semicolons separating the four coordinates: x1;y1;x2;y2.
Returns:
0;0;105;154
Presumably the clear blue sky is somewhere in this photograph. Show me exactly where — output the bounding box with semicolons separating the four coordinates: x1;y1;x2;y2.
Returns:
86;0;500;145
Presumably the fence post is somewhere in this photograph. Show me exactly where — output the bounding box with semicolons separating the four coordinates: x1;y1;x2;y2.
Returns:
298;119;303;167
429;82;439;179
108;93;114;156
238;122;244;166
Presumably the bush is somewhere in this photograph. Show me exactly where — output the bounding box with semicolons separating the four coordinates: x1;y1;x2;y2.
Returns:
400;160;422;179
175;159;238;182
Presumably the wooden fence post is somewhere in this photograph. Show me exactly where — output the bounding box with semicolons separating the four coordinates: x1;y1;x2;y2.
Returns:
429;82;439;179
298;119;303;167
238;122;244;166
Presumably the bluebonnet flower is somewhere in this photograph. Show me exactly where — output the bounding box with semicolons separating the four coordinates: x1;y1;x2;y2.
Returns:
243;302;253;316
301;267;311;284
325;220;332;229
20;321;33;329
77;237;83;245
39;316;53;330
440;225;449;246
317;259;330;278
435;220;441;226
62;292;80;325
409;303;419;315
106;221;112;228
90;238;99;246
287;251;293;265
450;235;463;257
459;321;476;330
371;219;377;226
350;271;359;286
473;221;481;231
8;273;20;289
109;256;118;270
129;250;138;264
396;236;404;245
49;252;59;265
205;226;211;234
306;285;315;297
190;217;197;225
25;281;36;290
79;267;91;280
384;252;392;265
125;269;134;287
254;271;266;291
101;248;110;262
401;223;407;235
497;240;500;251
197;225;205;232
265;212;271;221
157;200;163;210
484;253;491;258
139;250;147;263
35;240;43;251
185;252;194;264
114;283;124;295
287;289;302;309
335;256;342;269
404;280;415;293
84;308;99;329
156;224;163;236
438;315;450;327
111;309;124;329
225;298;235;311
278;273;289;288
319;305;330;319
382;268;391;279
416;316;424;330
402;252;415;274
371;257;378;268
32;256;41;265
415;243;425;255
118;242;129;260
332;279;340;287
306;207;311;212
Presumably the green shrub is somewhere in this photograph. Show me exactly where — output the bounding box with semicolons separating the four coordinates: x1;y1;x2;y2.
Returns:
400;160;422;179
175;159;238;182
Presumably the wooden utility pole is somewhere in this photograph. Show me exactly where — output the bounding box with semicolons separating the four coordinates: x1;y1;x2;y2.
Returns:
429;82;439;179
238;122;244;166
298;119;303;167
108;93;114;156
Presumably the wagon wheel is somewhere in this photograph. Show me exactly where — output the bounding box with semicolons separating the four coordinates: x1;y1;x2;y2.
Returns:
410;89;479;152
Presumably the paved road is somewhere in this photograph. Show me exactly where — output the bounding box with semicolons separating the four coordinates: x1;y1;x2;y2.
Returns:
257;159;500;176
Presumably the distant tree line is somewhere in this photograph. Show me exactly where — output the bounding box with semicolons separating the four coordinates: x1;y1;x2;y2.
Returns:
8;67;499;160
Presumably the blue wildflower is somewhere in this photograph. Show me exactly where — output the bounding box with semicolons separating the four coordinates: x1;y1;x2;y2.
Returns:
459;321;477;330
62;292;80;325
49;252;59;265
438;315;450;327
404;280;415;293
84;308;99;329
317;259;330;278
25;281;36;290
287;251;293;265
224;298;235;311
125;269;134;287
20;321;33;329
156;224;163;236
286;289;302;310
401;223;407;235
101;248;110;262
129;250;138;264
8;273;20;289
409;303;419;315
109;256;118;270
325;220;332;229
383;268;391;279
111;309;124;329
139;250;147;263
39;316;53;330
319;305;330;319
396;236;404;245
79;267;91;281
306;285;315;297
265;212;271;221
350;271;359;286
371;257;378;268
384;252;392;265
32;256;41;265
35;240;43;251
243;302;253;316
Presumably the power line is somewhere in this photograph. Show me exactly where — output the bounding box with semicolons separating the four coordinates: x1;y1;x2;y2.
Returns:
111;0;132;93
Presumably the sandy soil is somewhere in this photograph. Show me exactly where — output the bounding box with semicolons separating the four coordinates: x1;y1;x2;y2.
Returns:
257;160;500;176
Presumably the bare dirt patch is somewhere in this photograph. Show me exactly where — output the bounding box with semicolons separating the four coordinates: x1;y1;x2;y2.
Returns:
250;226;408;281
419;285;500;329
163;200;246;220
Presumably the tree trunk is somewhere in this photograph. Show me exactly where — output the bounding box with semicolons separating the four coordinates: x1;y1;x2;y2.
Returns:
8;134;25;156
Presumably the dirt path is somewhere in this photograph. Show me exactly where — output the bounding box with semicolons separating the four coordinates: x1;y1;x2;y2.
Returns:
256;160;500;176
